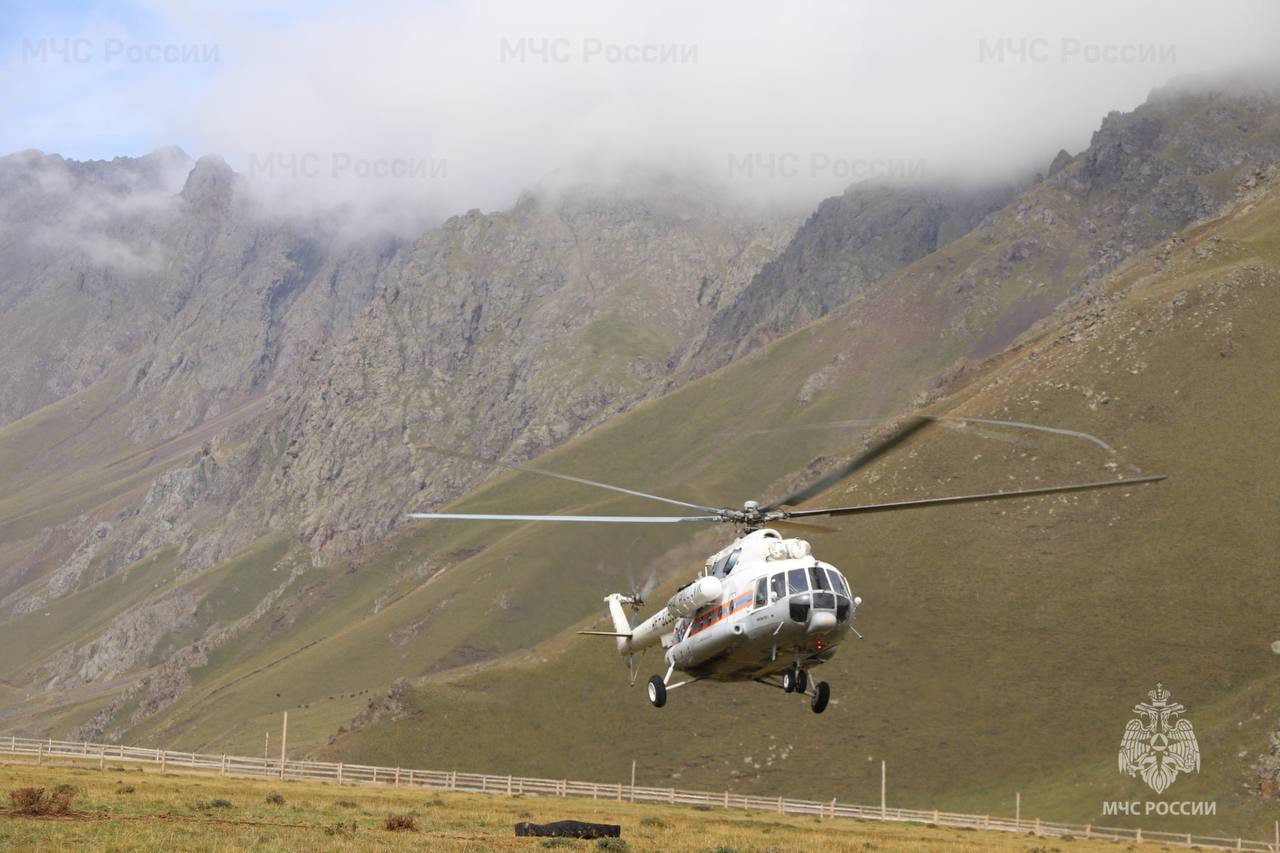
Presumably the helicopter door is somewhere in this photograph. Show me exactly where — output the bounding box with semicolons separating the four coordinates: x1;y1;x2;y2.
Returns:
752;577;769;609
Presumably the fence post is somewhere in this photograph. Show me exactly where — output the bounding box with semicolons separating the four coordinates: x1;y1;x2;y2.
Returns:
36;740;43;765
337;763;344;785
160;749;167;773
932;808;938;824
880;760;886;819
395;767;401;789
99;745;106;771
777;795;783;815
450;770;456;791
833;799;838;819
669;787;675;804
1085;824;1091;839
1035;817;1041;837
220;754;226;777
724;790;729;809
616;783;621;803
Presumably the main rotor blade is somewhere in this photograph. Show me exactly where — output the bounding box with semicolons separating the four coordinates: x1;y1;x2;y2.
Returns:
413;444;721;513
407;512;723;524
770;518;839;533
761;416;933;511
782;474;1166;518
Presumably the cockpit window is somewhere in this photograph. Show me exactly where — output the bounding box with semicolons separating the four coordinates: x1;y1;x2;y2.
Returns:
827;569;850;597
712;548;741;578
769;573;786;601
786;568;808;594
809;565;832;592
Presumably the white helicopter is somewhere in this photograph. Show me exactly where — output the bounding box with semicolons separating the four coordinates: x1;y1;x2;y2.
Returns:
410;417;1164;714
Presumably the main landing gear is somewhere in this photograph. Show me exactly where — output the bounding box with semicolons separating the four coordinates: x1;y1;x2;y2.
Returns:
774;666;829;713
647;666;698;708
647;675;667;708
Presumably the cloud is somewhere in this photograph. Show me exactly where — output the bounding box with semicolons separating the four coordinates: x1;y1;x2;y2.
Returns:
6;0;1280;233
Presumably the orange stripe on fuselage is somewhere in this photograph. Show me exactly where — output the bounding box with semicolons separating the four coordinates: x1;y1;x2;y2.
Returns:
687;591;753;638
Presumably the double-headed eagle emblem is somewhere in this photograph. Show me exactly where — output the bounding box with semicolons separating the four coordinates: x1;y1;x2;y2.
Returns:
1118;683;1200;794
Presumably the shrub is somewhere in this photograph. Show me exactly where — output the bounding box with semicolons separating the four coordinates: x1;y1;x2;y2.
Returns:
596;840;629;851
383;814;418;832
639;816;667;828
195;798;234;810
265;791;286;805
8;787;74;816
333;799;359;809
118;785;136;794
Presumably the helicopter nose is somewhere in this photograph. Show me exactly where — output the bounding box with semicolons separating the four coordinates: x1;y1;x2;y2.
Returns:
807;610;837;632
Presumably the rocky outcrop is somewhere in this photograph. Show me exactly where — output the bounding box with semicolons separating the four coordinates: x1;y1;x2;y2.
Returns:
689;179;1022;371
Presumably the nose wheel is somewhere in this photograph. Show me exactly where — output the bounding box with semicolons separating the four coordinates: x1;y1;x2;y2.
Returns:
782;667;809;694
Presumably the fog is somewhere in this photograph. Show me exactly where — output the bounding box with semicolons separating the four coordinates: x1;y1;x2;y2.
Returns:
6;0;1280;233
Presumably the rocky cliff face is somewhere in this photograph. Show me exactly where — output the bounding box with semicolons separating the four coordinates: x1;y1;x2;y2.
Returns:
0;150;393;435
689;179;1023;371
250;177;798;556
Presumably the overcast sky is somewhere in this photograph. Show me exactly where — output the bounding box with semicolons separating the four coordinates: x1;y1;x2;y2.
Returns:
4;0;1279;229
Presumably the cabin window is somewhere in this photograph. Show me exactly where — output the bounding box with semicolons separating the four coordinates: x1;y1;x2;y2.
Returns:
809;565;832;591
769;573;786;602
753;577;769;609
786;568;808;594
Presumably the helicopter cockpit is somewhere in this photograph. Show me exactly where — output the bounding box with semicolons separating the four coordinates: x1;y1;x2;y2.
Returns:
751;563;857;625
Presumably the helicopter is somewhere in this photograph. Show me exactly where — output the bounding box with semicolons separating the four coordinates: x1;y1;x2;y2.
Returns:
409;416;1165;714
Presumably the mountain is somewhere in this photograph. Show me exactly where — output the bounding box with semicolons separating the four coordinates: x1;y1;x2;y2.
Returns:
0;76;1278;837
319;161;1280;837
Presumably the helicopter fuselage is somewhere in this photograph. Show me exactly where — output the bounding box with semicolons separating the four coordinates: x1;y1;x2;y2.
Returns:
607;528;860;688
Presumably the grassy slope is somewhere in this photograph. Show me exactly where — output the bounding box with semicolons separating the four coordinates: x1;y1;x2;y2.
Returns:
320;187;1280;837
0;756;1176;851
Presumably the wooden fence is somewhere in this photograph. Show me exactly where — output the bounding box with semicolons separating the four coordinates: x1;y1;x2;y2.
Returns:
1;736;1276;851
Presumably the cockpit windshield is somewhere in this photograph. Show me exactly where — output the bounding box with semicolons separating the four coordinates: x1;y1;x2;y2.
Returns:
809;565;832;592
786;568;808;594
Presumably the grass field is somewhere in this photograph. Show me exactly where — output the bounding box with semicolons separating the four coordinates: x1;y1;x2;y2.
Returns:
0;756;1173;851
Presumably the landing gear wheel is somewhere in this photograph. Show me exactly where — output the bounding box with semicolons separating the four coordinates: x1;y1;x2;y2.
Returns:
782;670;797;693
810;681;830;714
647;675;667;708
795;669;809;694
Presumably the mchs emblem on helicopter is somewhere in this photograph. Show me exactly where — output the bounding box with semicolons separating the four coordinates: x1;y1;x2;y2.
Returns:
1118;684;1200;794
409;417;1163;714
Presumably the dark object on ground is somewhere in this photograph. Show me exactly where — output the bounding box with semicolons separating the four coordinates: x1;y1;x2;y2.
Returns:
515;819;621;839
